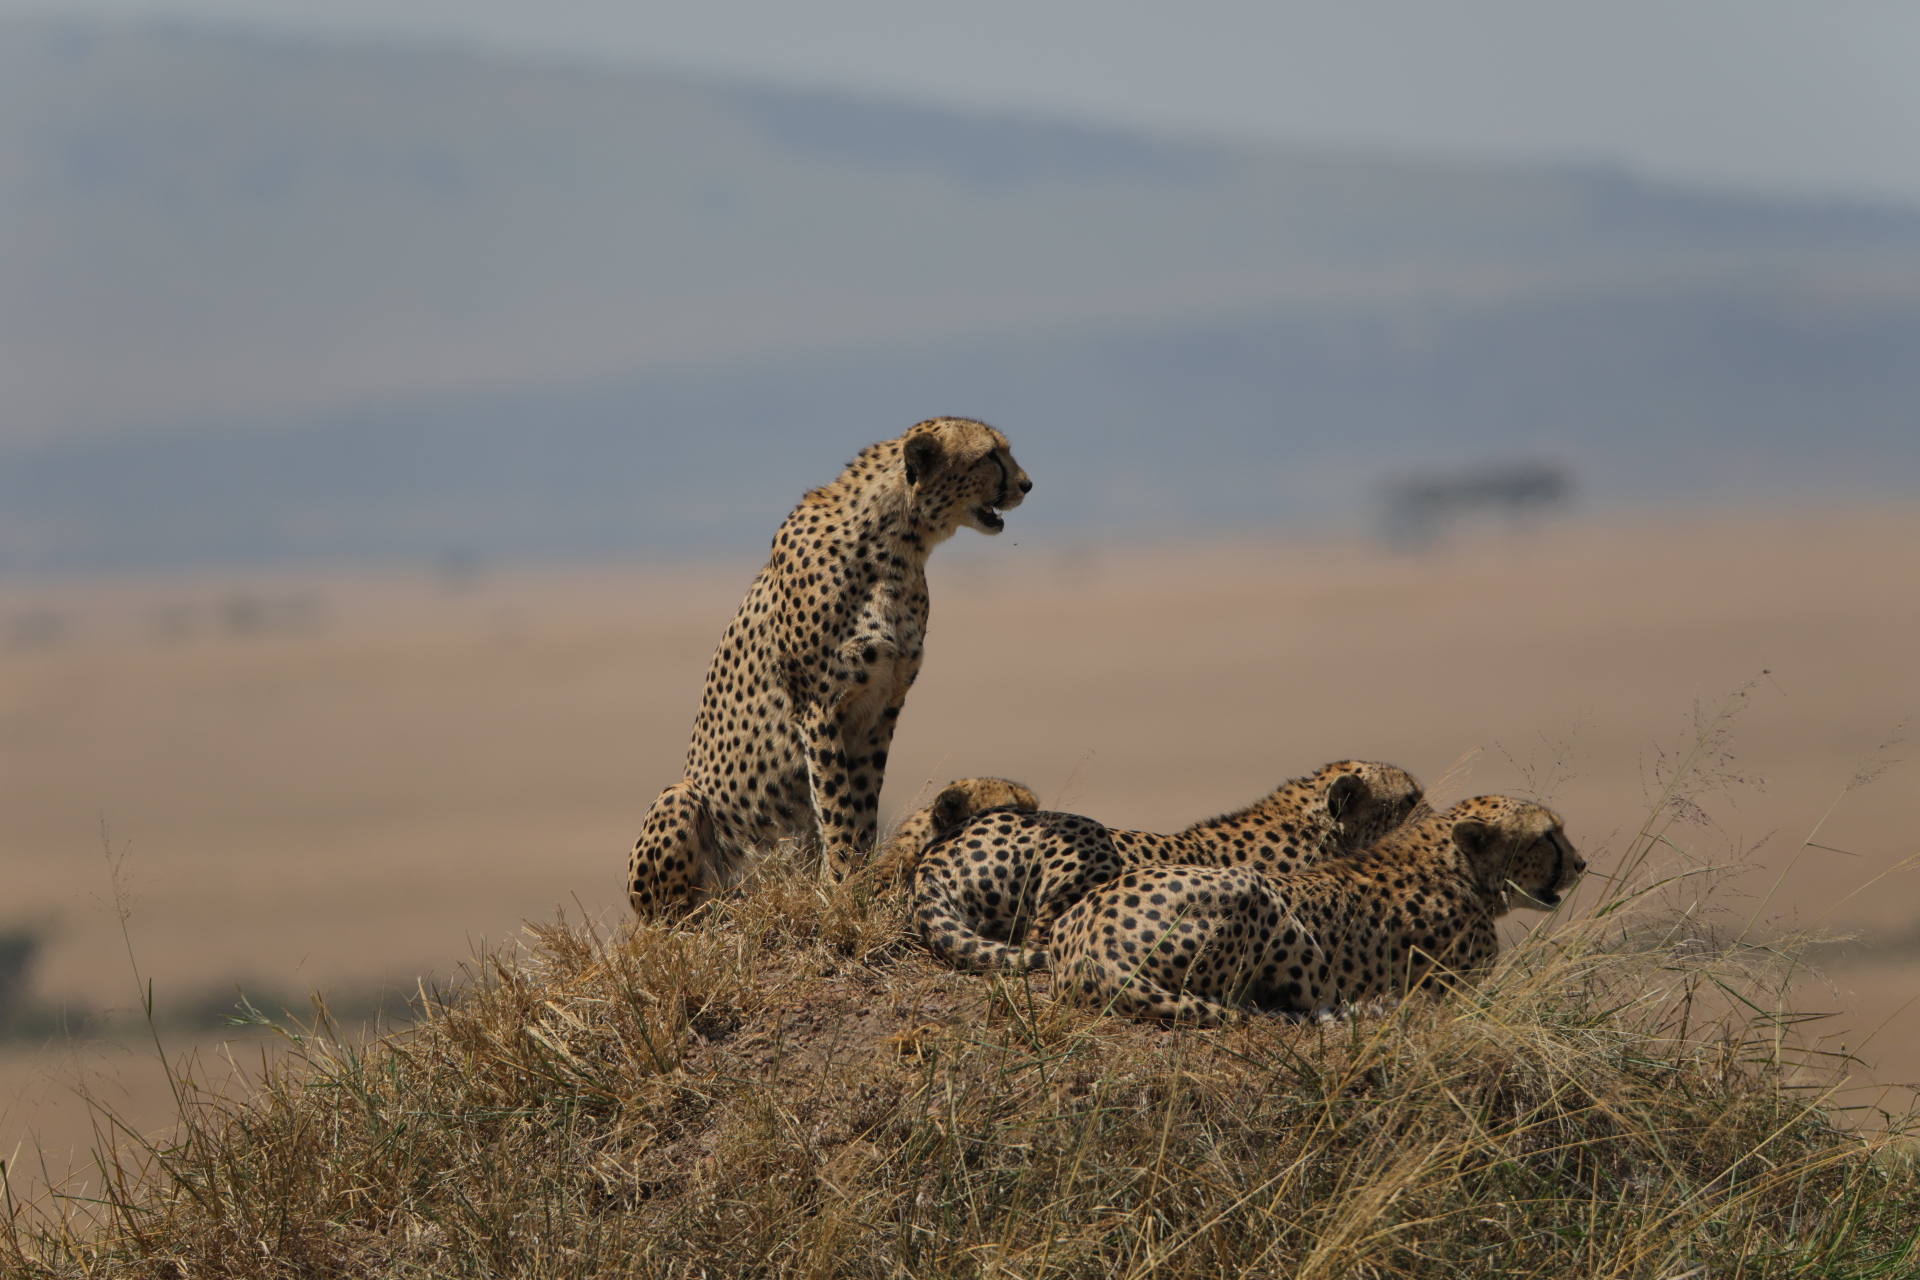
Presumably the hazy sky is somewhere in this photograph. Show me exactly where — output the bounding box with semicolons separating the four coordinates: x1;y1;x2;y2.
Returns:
6;0;1920;206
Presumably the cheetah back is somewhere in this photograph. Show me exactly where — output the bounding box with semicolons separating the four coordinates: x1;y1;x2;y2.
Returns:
909;760;1422;974
1050;795;1582;1023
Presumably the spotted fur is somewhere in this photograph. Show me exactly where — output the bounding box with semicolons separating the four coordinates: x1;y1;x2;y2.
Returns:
911;761;1424;972
628;419;1031;916
1050;795;1585;1025
870;777;1040;889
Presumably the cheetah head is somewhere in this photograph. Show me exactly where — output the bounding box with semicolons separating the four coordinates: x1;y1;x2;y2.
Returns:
871;775;1040;888
930;776;1040;834
901;417;1031;539
1450;795;1586;912
1319;760;1425;849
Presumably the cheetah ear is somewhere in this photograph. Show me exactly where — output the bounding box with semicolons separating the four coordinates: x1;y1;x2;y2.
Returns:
904;435;944;487
1325;773;1365;821
930;784;973;834
1451;820;1508;882
1451;819;1497;858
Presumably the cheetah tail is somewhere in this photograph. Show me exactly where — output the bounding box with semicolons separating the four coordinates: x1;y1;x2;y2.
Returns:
910;893;1050;974
924;929;1050;975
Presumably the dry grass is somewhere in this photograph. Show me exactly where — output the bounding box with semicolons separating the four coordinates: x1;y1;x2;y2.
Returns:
5;886;1918;1275
6;689;1919;1277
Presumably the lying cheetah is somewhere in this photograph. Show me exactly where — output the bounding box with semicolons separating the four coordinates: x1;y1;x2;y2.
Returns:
911;760;1423;972
628;419;1031;916
1050;795;1584;1025
869;777;1040;889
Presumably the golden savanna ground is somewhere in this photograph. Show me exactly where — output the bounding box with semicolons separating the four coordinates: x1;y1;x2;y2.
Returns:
2;506;1917;1201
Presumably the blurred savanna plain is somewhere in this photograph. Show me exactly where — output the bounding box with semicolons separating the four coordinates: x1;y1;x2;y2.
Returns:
1;11;1919;1247
5;513;1917;1196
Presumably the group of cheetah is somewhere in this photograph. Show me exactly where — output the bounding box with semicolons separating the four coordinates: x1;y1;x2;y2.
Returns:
627;419;1586;1024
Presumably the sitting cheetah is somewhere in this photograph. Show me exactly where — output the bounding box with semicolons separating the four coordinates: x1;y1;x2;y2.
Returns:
911;760;1423;972
870;777;1040;889
627;418;1031;916
1050;795;1584;1025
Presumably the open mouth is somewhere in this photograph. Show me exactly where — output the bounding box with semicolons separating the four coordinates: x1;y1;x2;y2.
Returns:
973;504;1006;532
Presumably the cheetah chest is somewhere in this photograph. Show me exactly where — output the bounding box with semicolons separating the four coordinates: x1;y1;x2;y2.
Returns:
831;578;924;730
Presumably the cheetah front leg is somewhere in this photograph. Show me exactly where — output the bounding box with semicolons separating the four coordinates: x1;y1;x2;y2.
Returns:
841;694;910;874
800;699;895;880
799;639;915;879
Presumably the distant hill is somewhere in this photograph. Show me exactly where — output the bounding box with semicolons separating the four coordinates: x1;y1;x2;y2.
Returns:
1;19;1918;571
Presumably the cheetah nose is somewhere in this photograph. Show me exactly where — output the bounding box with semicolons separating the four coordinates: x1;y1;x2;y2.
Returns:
1017;477;1033;494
